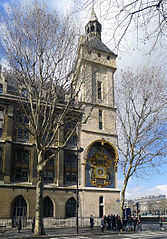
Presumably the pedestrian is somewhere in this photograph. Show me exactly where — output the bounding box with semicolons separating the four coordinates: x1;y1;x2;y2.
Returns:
127;214;132;231
32;217;35;233
104;215;107;229
132;215;137;232
100;216;105;232
107;215;111;230
89;214;94;230
112;214;116;230
16;217;22;233
116;216;122;233
137;215;142;231
123;217;127;231
159;217;164;231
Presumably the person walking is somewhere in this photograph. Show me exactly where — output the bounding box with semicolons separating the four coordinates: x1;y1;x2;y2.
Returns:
132;215;137;232
159;217;164;231
16;217;22;233
89;214;94;230
112;214;116;231
127;214;132;232
101;216;105;232
116;216;122;233
32;217;35;233
137;215;142;231
107;215;111;230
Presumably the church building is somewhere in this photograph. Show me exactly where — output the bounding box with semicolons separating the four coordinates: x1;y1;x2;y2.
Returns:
0;8;120;228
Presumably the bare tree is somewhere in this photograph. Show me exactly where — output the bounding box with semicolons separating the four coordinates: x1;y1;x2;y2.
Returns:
74;0;167;51
0;1;89;235
115;66;167;222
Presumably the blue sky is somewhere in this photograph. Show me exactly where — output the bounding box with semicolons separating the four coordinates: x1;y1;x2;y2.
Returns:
0;0;167;199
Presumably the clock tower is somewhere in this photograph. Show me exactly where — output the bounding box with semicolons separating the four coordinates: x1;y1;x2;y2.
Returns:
77;6;120;218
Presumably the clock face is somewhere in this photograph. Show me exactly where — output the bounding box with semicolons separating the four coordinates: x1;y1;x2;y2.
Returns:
95;167;106;178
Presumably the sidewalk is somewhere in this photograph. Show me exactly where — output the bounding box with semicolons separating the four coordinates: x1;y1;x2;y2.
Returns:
0;226;130;239
1;223;167;239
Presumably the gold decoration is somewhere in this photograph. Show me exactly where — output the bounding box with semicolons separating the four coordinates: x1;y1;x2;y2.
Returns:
89;149;113;187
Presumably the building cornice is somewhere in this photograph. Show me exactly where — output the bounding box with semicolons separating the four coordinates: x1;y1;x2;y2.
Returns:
82;101;117;111
0;183;120;193
82;129;118;138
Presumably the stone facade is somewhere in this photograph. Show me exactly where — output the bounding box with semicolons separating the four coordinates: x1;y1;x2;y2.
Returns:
127;195;167;216
0;8;120;227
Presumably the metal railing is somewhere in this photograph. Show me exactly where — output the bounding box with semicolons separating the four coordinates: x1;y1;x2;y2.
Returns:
0;217;101;229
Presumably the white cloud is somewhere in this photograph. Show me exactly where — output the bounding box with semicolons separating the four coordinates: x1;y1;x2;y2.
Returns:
3;2;11;13
41;0;74;15
147;185;167;195
0;58;10;70
125;185;167;200
117;179;124;188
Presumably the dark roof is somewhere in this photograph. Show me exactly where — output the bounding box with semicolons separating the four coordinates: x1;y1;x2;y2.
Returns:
86;37;116;56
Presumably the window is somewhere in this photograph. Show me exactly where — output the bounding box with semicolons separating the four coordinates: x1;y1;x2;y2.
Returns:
66;197;76;218
12;195;27;228
17;114;29;140
91;24;95;32
64;122;77;145
18;114;29;124
0;148;3;180
13;149;29;182
15;150;29;163
107;56;110;60
43;197;53;217
65;171;77;184
99;196;103;204
65;153;77;185
15;168;28;180
43;152;54;183
97;25;101;34
99;110;103;130
98;53;101;58
99;196;104;218
0;110;4;137
97;81;102;100
43;169;54;182
17;128;29;140
0;84;3;94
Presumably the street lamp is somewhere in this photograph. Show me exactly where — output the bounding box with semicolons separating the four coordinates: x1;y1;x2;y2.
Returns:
123;203;127;230
76;146;83;234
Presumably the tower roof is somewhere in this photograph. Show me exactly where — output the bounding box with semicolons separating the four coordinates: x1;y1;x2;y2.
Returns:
86;37;117;56
85;5;101;40
90;5;98;22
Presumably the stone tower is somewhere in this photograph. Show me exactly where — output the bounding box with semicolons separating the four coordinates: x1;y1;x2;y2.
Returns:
77;7;120;218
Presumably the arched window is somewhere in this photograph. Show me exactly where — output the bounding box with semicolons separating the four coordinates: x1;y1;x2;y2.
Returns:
0;110;4;137
12;195;27;217
66;197;76;218
99;196;103;218
0;84;3;94
43;196;53;217
99;196;103;204
91;24;95;32
12;195;27;227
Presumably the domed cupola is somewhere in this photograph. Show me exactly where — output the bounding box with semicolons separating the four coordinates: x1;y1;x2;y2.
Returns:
85;5;102;40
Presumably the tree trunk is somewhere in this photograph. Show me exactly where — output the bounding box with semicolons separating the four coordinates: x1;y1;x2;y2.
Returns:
120;178;128;225
34;155;45;235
